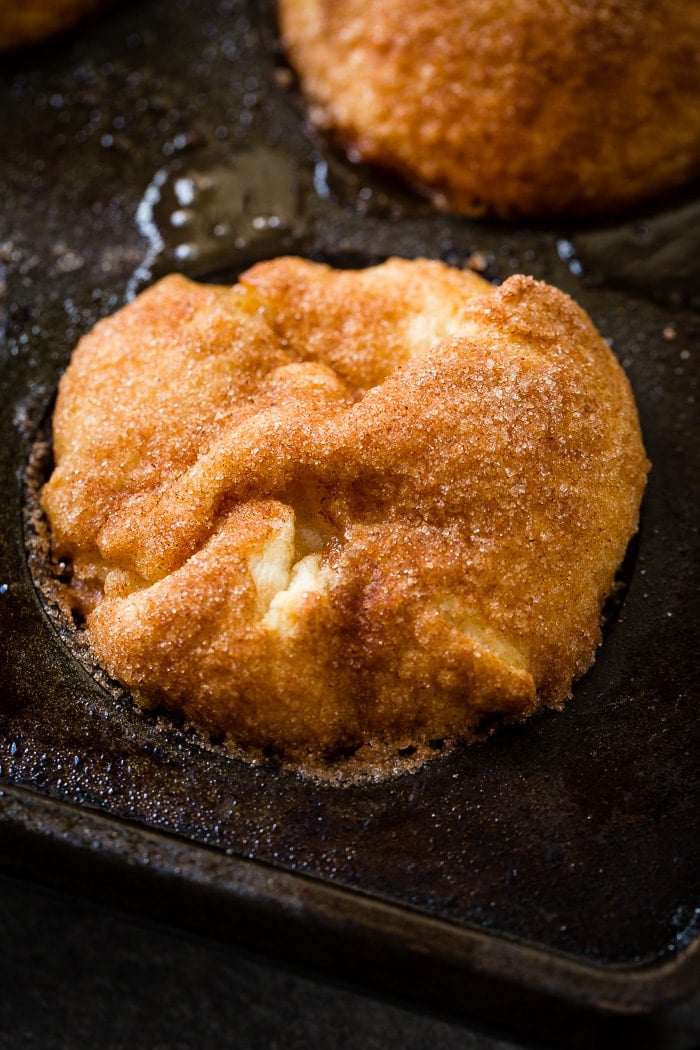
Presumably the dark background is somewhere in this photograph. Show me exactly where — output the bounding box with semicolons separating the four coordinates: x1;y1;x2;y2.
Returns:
0;872;528;1050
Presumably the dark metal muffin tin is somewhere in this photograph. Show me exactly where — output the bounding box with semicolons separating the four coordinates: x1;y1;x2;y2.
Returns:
1;2;698;1046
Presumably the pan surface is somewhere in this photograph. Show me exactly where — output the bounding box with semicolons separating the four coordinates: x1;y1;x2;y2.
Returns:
0;1;698;1045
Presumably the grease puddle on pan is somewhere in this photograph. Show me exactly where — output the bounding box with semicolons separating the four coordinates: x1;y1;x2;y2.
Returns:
127;145;315;296
556;191;700;310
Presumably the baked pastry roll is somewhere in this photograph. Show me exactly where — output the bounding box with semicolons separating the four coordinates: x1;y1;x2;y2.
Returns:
278;0;700;217
42;258;649;774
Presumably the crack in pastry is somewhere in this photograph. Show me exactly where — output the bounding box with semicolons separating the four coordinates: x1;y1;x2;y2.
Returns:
41;257;649;776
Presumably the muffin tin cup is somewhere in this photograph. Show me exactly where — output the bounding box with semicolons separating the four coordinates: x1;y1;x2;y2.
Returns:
1;2;698;1046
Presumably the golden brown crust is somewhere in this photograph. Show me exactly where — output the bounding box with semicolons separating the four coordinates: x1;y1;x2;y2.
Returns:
42;258;649;770
278;0;700;217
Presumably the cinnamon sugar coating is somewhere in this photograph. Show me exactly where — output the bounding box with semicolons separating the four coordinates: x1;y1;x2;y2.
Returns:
278;0;700;217
42;258;648;771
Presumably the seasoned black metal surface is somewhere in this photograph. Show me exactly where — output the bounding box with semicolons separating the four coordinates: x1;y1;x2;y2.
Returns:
0;0;699;1042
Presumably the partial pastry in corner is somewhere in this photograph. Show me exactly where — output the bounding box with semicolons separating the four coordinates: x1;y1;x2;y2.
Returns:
277;0;700;217
0;0;118;49
41;257;649;777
